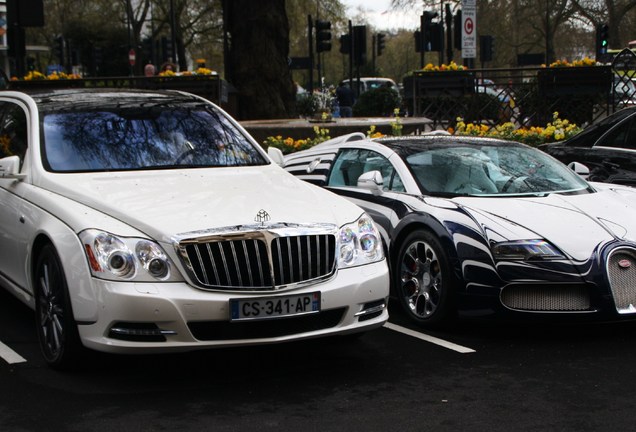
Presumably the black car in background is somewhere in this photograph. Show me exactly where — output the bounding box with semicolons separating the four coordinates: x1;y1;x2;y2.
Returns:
542;107;636;186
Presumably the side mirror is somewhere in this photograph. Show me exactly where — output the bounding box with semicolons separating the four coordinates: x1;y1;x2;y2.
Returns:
357;170;383;195
568;161;590;180
267;146;285;166
0;156;24;180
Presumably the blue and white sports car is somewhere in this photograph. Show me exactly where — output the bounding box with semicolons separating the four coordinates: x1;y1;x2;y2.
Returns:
281;132;636;327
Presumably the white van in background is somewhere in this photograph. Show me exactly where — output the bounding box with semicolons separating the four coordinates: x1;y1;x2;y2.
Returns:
339;77;399;94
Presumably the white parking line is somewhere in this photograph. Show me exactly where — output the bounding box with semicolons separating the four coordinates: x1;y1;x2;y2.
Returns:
0;340;27;364
384;322;476;354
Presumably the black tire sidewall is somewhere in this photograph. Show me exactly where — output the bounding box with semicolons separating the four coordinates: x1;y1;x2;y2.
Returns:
34;244;81;368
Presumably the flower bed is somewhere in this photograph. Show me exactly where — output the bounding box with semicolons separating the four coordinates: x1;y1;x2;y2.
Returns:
449;112;581;146
263;126;331;154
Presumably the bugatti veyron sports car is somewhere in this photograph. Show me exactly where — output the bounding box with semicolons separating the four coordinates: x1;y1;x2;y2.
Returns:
283;132;636;327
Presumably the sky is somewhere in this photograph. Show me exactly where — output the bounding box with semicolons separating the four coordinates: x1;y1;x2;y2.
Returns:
341;0;422;31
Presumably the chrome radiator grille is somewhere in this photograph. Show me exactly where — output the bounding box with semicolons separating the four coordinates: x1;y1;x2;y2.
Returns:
607;249;636;314
501;284;591;311
179;232;336;290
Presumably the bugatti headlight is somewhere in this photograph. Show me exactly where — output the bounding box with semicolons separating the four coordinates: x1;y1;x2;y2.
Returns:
492;239;564;261
80;229;182;282
337;214;384;268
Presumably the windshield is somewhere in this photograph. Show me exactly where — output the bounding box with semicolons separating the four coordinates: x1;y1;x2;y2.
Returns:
405;143;590;197
42;104;267;172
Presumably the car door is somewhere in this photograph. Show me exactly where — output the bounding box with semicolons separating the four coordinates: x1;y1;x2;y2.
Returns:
0;101;32;292
325;148;404;240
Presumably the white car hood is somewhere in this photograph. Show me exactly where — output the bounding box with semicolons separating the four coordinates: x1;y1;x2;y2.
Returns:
454;185;636;261
39;166;359;241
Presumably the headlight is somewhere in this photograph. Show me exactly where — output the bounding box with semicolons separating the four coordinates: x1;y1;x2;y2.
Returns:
80;229;182;282
492;239;564;261
337;214;384;268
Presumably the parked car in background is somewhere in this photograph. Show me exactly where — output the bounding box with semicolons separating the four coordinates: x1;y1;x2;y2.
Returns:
0;88;389;369
284;133;636;327
339;77;399;94
541;106;636;186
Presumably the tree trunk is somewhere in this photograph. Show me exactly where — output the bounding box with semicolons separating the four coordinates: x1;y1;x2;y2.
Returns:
223;0;296;120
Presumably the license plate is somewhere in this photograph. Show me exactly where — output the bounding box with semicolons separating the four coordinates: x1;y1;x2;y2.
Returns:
230;292;321;321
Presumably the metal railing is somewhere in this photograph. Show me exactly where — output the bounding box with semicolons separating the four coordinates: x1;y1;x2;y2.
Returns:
403;48;636;130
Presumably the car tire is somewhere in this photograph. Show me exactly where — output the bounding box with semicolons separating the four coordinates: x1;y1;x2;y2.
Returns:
34;244;83;369
395;231;455;327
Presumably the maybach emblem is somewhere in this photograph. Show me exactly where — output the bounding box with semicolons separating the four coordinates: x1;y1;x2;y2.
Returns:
255;209;271;225
618;259;632;269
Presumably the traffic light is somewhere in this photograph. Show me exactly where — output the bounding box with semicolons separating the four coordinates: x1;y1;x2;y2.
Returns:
376;33;386;56
353;25;367;65
53;36;64;64
161;36;173;60
93;47;103;66
418;11;441;52
480;35;494;62
597;24;609;56
142;38;154;64
429;23;442;52
315;20;332;53
339;34;351;54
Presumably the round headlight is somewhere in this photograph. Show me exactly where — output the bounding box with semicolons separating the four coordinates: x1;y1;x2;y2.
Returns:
108;251;136;278
359;233;378;255
148;258;169;279
340;245;355;264
136;240;171;280
340;227;355;244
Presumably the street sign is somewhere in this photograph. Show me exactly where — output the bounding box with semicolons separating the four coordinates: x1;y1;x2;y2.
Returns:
129;48;136;66
462;0;476;58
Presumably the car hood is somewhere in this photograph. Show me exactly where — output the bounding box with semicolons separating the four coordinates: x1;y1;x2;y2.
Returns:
453;184;636;261
38;166;360;241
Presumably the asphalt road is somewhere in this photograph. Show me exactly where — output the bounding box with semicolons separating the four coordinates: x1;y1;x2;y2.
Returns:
2;287;636;432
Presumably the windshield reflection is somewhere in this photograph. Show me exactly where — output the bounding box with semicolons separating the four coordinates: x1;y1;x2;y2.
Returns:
43;106;266;172
405;144;590;196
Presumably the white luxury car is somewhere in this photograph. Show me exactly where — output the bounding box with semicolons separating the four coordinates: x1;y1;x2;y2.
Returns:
0;88;389;369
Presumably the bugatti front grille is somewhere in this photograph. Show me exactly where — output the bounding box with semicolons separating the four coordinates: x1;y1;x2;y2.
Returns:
607;248;636;314
501;284;591;311
182;234;336;290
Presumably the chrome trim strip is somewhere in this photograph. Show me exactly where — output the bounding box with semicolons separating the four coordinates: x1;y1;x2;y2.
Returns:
354;302;387;317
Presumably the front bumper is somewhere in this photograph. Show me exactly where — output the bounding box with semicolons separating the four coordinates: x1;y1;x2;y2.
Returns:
77;260;390;354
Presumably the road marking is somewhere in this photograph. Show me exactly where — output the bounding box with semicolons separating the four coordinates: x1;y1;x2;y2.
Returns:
0;340;27;364
384;322;476;354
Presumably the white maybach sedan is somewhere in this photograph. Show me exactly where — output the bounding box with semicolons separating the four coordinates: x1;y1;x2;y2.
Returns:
0;88;389;369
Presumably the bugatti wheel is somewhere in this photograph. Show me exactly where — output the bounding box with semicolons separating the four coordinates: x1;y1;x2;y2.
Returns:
395;231;455;327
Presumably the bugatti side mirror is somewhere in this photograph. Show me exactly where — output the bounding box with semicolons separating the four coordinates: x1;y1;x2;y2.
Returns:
357;170;383;195
267;146;285;166
568;161;590;180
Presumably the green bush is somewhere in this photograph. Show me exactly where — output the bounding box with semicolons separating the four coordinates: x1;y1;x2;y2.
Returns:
352;87;401;117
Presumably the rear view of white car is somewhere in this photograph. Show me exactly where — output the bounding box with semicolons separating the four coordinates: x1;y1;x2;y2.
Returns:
0;88;389;369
